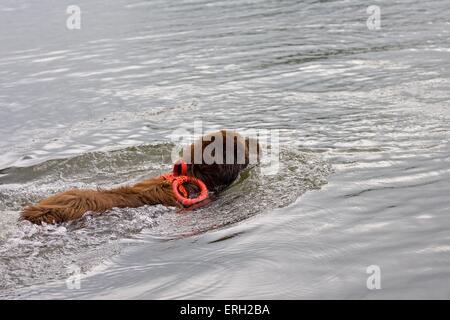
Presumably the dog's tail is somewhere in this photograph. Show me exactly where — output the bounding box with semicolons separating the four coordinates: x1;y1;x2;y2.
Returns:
20;189;109;224
21;204;76;225
20;179;177;224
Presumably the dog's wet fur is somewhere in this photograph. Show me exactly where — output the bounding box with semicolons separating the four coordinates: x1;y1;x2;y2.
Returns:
21;130;259;224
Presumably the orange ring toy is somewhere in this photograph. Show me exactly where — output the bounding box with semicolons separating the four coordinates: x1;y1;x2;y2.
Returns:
173;159;188;177
172;176;209;207
161;160;209;207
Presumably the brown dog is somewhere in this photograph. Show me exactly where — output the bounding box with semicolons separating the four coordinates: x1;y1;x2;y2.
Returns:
21;130;259;224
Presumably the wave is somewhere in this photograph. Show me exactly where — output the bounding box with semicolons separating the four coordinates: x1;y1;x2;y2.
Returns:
0;144;331;293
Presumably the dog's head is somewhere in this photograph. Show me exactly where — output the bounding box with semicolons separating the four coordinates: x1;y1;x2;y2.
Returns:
182;130;260;193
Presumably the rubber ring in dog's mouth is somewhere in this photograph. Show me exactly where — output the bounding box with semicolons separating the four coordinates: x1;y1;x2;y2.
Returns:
173;159;187;177
172;176;208;207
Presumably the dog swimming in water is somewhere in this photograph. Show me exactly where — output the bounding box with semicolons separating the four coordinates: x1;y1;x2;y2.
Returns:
21;130;260;224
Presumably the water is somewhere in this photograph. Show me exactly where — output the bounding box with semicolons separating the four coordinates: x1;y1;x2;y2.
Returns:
1;0;449;299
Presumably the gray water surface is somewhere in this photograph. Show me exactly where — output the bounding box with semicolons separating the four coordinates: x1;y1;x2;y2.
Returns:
1;0;450;299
